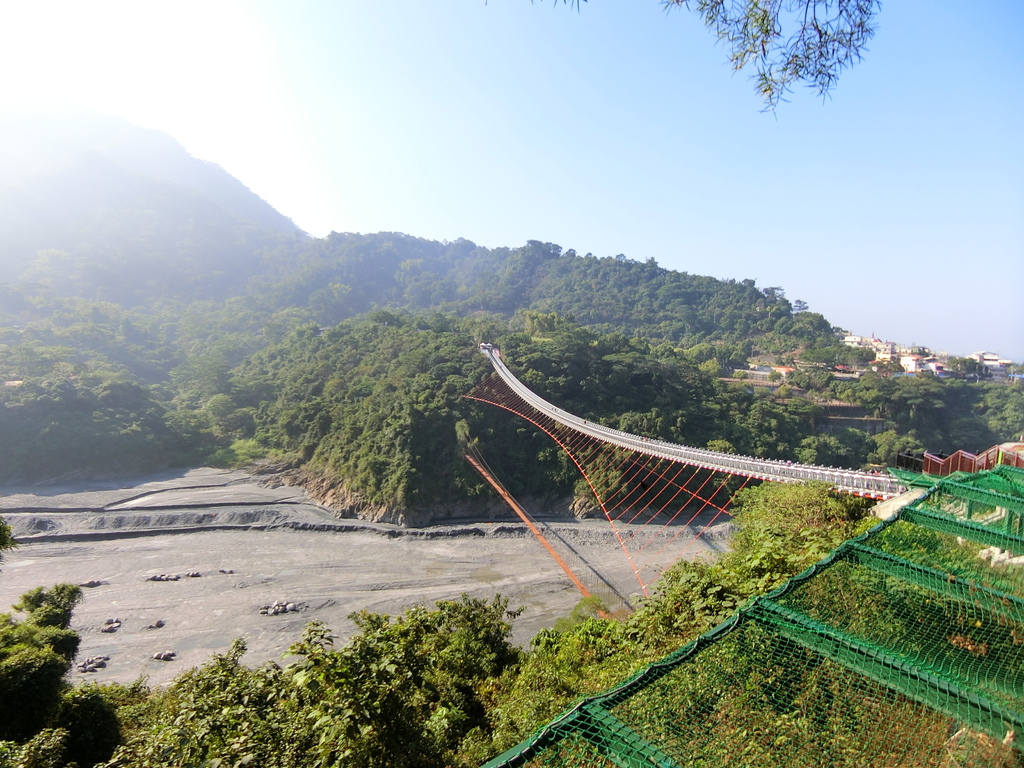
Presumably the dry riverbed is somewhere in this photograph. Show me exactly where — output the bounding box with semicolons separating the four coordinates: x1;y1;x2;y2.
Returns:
0;468;730;687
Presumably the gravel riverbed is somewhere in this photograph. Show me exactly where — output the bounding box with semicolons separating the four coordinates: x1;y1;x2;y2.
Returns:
0;468;730;687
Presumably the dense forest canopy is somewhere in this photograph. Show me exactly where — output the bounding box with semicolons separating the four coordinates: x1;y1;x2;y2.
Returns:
3;297;1021;516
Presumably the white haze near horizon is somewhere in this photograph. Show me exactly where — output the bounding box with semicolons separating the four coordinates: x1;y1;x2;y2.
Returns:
0;1;1021;361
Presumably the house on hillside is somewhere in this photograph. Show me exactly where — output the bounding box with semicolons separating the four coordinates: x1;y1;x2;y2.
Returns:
899;354;924;373
922;357;949;376
970;351;1012;378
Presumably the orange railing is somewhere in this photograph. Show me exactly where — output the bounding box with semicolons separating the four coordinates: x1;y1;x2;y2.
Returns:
921;444;1024;475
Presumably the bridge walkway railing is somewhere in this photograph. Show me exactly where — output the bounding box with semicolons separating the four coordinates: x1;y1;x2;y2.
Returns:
480;347;904;500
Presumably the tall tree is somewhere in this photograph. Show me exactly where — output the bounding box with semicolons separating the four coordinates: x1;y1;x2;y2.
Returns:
670;0;879;107
0;521;13;573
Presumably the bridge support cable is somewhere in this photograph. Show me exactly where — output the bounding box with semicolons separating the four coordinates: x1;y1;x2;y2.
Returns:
646;475;752;574
466;376;651;594
467;372;743;597
464;445;632;615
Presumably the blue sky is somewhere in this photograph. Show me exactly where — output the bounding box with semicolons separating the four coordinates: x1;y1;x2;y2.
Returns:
1;1;1021;359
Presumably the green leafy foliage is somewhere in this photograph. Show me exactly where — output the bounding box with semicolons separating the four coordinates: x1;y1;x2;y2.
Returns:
665;0;881;109
102;640;309;768
291;597;522;768
106;596;522;768
53;686;122;768
834;373;1019;452
229;315;497;512
0;584;104;761
479;481;872;754
0;645;69;743
719;481;872;594
0;520;13;564
13;585;83;633
0;728;71;768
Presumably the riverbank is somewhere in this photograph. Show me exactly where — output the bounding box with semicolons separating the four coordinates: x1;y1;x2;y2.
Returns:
0;468;731;686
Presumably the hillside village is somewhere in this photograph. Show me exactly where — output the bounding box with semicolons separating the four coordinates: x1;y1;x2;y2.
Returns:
726;334;1023;452
741;331;1018;384
839;335;1017;377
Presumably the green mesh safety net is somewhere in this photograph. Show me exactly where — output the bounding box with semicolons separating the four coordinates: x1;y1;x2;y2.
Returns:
483;465;1024;768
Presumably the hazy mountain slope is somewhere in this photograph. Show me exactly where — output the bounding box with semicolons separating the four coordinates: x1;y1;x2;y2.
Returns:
0;111;305;305
0;110;831;354
0;108;300;235
0;150;291;303
95;121;302;236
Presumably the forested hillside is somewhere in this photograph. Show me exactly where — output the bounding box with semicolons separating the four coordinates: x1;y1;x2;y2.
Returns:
4;299;1020;522
1;114;1022;515
245;234;835;357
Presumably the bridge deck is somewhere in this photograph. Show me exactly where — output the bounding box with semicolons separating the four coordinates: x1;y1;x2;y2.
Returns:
480;347;905;500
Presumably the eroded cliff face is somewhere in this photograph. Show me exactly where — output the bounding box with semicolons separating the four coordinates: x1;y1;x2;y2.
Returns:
257;463;588;527
259;465;401;523
570;494;602;519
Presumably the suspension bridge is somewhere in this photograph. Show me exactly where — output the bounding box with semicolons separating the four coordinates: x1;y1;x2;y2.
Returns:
465;345;906;599
472;345;903;498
